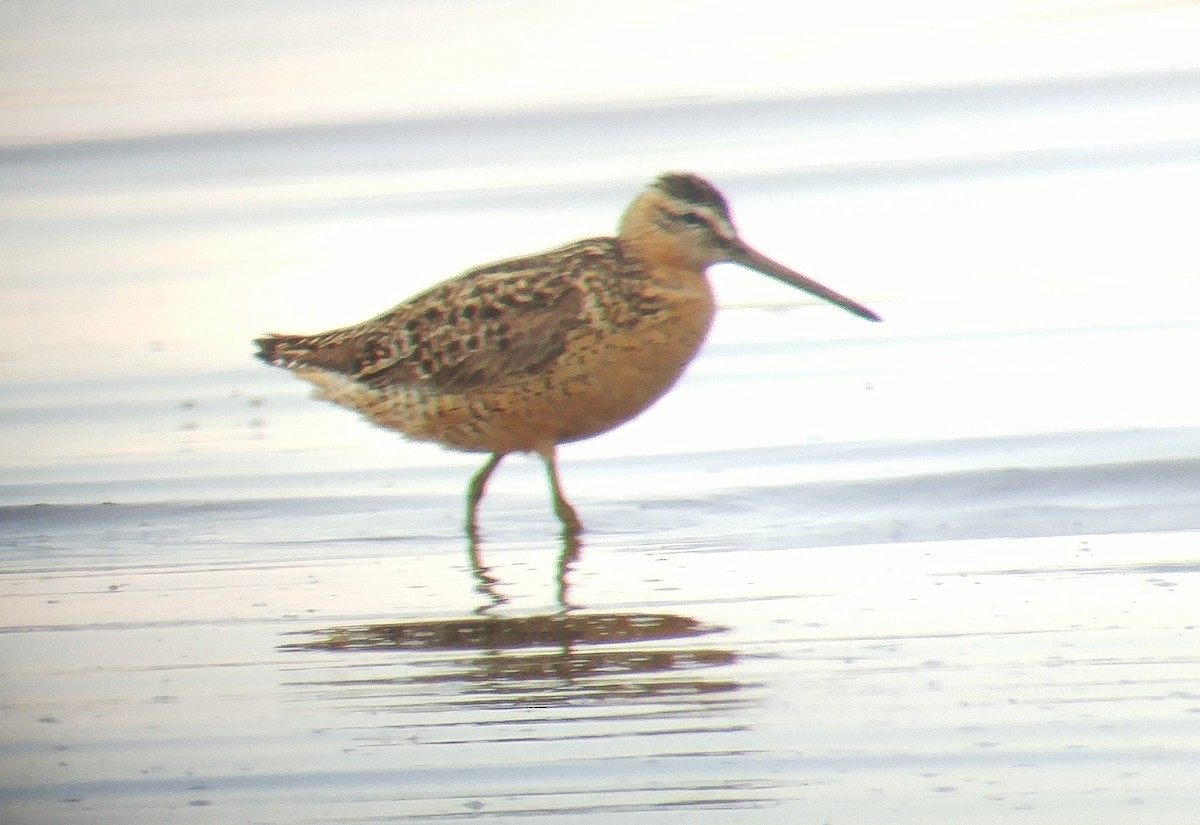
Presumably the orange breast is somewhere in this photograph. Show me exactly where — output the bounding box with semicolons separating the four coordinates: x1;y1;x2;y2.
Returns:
549;278;716;443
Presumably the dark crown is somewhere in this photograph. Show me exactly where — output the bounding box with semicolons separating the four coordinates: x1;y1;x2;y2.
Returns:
653;173;732;223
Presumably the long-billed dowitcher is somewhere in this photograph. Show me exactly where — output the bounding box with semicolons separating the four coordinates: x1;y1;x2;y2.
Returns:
256;172;880;535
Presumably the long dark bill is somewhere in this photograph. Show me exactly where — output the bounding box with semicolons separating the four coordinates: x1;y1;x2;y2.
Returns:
730;241;882;323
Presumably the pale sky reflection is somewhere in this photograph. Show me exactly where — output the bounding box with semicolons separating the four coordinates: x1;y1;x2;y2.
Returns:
2;0;1199;145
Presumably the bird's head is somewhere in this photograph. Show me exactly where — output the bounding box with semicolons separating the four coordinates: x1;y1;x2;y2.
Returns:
620;172;881;323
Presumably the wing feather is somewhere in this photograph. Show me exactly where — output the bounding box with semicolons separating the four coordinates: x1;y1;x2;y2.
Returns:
255;238;622;394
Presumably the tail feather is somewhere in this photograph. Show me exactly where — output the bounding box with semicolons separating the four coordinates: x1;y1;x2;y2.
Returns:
253;334;287;367
253;331;362;375
255;333;384;411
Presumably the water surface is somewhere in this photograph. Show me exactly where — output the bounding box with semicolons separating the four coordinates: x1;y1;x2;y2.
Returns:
3;66;1200;824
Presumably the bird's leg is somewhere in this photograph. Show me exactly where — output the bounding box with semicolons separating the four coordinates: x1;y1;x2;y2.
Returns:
466;452;504;537
537;446;583;535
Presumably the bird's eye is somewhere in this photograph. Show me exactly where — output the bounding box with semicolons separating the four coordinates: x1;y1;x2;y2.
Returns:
677;211;709;228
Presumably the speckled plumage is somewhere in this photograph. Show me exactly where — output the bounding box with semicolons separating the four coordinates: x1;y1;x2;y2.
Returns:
256;172;880;535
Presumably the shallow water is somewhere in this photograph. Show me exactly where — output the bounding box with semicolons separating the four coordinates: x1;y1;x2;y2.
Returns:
4;511;1200;823
4;61;1200;823
4;334;1200;822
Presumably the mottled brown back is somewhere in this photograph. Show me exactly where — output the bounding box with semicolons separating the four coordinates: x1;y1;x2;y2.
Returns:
255;238;641;394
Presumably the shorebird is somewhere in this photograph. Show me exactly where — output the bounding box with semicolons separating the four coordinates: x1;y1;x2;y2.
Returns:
256;172;880;536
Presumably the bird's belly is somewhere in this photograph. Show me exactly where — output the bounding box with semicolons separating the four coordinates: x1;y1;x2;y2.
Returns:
545;287;717;444
548;330;707;443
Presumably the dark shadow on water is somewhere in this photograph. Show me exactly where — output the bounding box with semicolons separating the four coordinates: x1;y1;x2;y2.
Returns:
278;530;749;715
279;611;740;705
281;610;724;653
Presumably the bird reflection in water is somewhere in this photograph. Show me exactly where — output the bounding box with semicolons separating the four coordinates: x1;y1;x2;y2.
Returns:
281;608;740;709
281;532;746;712
466;529;582;612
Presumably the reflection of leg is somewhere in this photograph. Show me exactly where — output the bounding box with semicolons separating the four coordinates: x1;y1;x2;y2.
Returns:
555;530;582;611
466;452;504;537
537;446;583;535
467;530;507;614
